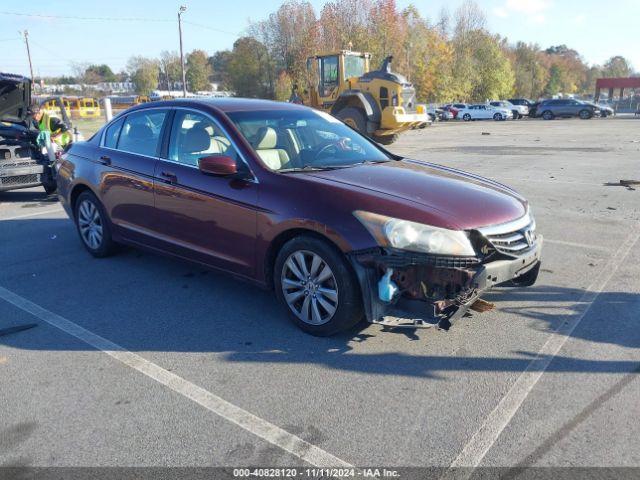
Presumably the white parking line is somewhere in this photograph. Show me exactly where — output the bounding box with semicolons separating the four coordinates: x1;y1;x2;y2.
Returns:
446;229;638;474
544;238;611;252
1;207;65;221
0;286;352;468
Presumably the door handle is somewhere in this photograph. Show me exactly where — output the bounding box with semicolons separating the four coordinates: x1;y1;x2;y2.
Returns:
99;155;111;166
160;171;178;183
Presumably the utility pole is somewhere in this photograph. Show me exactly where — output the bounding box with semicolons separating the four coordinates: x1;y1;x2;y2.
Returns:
22;30;35;83
178;5;187;98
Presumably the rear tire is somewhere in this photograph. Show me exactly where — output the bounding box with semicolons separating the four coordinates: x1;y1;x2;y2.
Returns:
335;107;367;136
74;190;116;258
542;110;554;120
274;236;363;336
462;113;471;121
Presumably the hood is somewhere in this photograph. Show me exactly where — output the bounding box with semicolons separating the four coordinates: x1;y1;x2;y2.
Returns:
0;73;31;123
307;160;527;230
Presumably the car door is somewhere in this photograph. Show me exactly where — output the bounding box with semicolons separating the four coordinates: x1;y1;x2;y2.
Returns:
478;105;490;119
99;108;169;243
153;108;258;278
554;99;569;116
567;99;581;116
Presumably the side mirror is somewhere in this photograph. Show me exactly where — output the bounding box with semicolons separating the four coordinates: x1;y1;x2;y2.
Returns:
198;155;237;176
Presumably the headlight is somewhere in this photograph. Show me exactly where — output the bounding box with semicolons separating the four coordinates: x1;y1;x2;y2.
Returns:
354;211;476;256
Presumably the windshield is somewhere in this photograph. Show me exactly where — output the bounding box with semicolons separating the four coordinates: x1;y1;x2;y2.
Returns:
344;55;366;79
226;109;390;172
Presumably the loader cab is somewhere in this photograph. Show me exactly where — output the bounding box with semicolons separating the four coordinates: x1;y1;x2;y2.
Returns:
307;51;370;106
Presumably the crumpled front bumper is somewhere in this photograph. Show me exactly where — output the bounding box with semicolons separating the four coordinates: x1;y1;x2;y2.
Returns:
348;236;543;329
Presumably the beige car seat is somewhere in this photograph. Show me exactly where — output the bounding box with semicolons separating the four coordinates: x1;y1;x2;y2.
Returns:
252;127;290;170
179;123;234;166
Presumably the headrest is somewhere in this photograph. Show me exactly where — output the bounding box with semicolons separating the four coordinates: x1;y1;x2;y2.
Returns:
182;126;210;153
253;127;277;150
127;123;153;140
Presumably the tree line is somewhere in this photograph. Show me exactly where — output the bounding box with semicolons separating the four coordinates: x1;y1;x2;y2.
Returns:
59;0;636;102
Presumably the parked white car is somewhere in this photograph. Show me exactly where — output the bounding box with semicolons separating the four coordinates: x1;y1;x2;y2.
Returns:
458;104;513;121
490;100;528;119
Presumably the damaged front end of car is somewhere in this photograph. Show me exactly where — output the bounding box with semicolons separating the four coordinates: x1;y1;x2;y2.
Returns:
349;211;543;330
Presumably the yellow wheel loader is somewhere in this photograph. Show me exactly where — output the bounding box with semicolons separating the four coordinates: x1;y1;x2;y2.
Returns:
300;51;429;145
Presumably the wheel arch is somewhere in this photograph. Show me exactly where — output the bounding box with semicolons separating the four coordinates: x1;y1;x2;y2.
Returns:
264;228;350;290
331;91;381;132
69;182;97;214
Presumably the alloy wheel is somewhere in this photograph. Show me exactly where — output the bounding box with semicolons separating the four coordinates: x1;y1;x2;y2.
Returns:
77;199;103;250
281;250;339;325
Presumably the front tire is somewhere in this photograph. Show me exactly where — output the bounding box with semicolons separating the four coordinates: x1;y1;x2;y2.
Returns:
335;107;367;136
274;236;363;336
374;134;398;145
74;190;116;258
42;182;57;195
542;110;554;120
579;109;592;119
493;113;503;121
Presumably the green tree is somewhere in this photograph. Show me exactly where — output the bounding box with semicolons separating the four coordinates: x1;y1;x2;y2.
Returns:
186;49;213;92
227;37;273;98
511;42;547;99
602;56;632;77
84;64;116;83
126;56;159;95
545;64;563;95
542;45;587;94
209;50;233;88
470;32;514;100
159;51;181;90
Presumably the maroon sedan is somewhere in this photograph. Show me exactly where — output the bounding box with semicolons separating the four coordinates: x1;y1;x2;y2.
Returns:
56;98;542;335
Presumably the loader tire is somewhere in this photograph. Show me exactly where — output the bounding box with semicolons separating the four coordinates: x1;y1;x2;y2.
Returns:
335;107;367;135
374;134;399;145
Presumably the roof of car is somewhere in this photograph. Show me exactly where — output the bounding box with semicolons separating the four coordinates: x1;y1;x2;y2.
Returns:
129;97;308;114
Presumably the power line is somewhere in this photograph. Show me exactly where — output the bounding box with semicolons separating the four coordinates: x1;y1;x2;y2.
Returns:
0;10;243;37
182;20;241;37
0;11;172;22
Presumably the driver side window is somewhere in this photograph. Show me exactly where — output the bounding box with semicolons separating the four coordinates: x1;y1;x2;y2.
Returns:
168;110;239;167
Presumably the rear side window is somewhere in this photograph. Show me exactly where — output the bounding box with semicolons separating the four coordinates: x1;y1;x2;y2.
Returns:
103;117;124;148
117;109;168;157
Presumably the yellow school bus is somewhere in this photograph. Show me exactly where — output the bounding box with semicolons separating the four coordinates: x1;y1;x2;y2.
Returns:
40;98;63;117
74;97;101;119
107;95;151;108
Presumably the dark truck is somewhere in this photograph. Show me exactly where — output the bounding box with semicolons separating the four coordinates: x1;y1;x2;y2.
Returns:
0;73;59;194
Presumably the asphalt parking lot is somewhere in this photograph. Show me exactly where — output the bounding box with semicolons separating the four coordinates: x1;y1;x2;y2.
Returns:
1;117;639;473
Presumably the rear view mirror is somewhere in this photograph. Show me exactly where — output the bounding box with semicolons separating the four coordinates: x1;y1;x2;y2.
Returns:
198;155;237;176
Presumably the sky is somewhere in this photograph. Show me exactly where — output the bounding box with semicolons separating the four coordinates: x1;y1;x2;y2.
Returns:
1;0;638;78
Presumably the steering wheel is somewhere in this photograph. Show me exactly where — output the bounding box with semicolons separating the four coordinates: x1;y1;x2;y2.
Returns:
314;142;340;161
